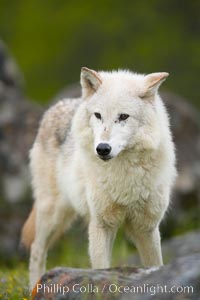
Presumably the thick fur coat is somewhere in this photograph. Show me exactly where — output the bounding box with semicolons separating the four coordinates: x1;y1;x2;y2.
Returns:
21;68;176;288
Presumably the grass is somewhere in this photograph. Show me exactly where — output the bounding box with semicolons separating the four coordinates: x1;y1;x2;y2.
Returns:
0;265;29;300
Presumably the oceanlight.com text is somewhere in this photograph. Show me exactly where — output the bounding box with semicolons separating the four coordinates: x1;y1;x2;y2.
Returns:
36;282;194;296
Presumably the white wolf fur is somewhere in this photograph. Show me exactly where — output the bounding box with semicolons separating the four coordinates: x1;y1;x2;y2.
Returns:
22;68;176;288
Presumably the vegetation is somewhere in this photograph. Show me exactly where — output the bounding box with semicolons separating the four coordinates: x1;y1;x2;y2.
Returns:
0;0;199;106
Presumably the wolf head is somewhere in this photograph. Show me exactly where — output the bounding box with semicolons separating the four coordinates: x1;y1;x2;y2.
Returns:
80;67;169;161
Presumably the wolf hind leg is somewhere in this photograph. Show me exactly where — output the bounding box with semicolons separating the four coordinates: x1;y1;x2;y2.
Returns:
29;201;76;289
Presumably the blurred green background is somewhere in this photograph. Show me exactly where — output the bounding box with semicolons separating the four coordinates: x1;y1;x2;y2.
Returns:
0;0;199;105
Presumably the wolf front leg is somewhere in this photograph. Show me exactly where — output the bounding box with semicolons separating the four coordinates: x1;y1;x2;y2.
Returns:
88;219;117;269
132;226;163;267
127;224;163;267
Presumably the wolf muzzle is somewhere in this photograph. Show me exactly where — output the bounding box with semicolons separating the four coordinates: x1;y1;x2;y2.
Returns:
96;143;112;161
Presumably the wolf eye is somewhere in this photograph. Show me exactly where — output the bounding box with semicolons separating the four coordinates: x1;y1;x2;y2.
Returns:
94;112;101;120
119;114;129;121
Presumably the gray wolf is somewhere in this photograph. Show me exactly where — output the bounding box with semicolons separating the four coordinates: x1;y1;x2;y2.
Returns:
21;67;176;288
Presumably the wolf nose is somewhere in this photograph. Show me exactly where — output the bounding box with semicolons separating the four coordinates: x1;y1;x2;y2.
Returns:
96;143;112;157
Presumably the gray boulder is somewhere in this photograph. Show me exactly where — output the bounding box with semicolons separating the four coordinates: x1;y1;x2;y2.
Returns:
0;40;43;260
128;230;200;265
32;254;200;299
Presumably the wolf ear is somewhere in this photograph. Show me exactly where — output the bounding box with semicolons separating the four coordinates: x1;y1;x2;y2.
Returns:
142;72;169;98
81;67;102;99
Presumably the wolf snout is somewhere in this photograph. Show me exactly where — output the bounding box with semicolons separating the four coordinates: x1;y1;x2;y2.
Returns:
96;143;112;160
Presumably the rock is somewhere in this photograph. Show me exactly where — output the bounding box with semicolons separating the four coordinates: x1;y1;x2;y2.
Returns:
160;93;200;238
0;91;42;203
32;253;200;299
161;229;200;261
51;82;81;103
128;230;200;265
0;40;23;89
0;40;43;260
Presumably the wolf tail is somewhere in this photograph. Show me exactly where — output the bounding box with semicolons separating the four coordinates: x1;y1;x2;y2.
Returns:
20;206;36;250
